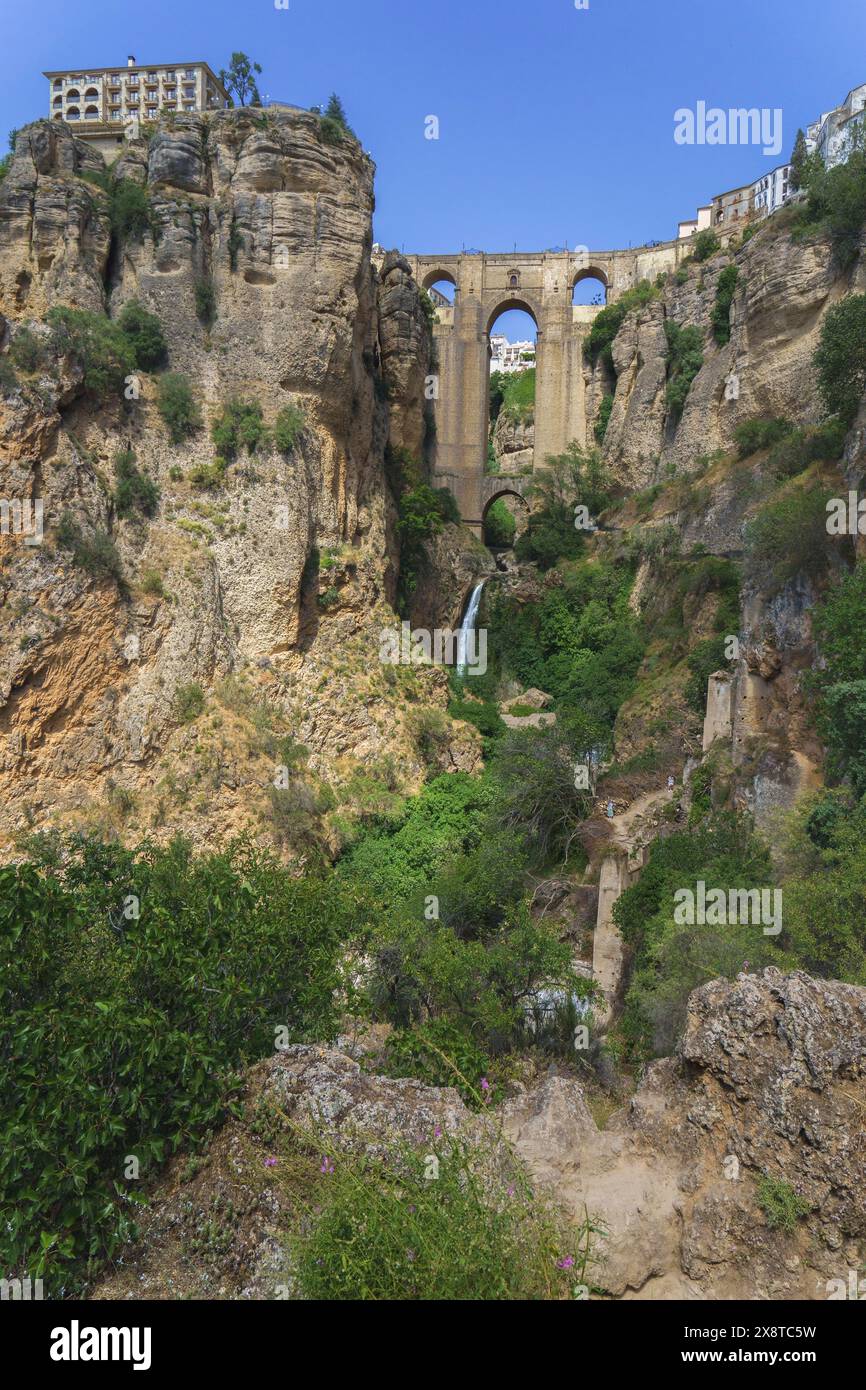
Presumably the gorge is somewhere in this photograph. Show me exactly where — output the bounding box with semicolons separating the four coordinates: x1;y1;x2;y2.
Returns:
1;99;866;1304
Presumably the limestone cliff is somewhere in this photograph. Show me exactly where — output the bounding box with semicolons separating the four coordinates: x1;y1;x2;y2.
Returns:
0;113;478;855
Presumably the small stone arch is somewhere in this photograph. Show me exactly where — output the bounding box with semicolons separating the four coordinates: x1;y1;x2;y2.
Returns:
572;265;609;305
421;266;458;295
481;482;531;546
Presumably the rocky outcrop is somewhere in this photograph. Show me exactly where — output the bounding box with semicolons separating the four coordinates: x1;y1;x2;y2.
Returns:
504;968;866;1299
601;221;852;491
0;113;467;853
89;969;866;1301
492;408;533;471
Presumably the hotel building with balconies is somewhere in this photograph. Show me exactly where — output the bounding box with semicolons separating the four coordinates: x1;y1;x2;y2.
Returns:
43;56;229;157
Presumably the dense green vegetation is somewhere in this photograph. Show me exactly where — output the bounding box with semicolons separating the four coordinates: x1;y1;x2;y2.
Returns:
484;496;517;547
743;482;834;594
813;294;866;426
113;449;160;521
583;280;659;370
711;264;739;346
47;307;138;403
157;372;202;443
117;300;167;370
663;321;704;420
812;560;866;797
395;481;461;613
614;814;782;1057
593;393;614;443
515;442;613;570
794;125;866;269
291;1129;576;1301
0;836;347;1290
211;398;269;458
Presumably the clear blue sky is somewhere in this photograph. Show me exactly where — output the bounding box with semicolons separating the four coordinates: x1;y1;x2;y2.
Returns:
3;0;864;255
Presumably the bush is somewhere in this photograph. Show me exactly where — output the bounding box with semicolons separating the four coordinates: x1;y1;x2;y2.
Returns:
594;392;614;443
813;294;866;427
116;300;167;370
692;229;721;262
188;457;229;490
766;418;846;479
211;398;269;458
110;179;153;240
114;449;160;520
488;725;592;865
47;307;137;403
664;321;704;420
8;327;43;373
743;483;833;593
157;372;201;444
291;1128;575;1301
484;497;516;547
0;836;347;1287
273;403;305;453
812;562;866;795
757;1176;809;1232
396;484;461;612
174;682;205;723
515;441;612;570
801;137;866;270
733;416;794;458
711;264;738;346
56;513;123;582
194;278;216;326
583;280;659;369
0;356;18;392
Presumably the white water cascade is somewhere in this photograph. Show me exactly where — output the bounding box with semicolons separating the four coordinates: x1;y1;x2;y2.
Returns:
455;580;485;677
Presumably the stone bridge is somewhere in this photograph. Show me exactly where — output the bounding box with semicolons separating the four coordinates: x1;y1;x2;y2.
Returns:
405;242;687;533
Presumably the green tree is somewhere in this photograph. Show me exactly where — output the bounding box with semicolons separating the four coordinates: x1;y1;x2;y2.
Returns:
219;52;262;107
117;300;167;370
813;294;866;425
157;373;201;443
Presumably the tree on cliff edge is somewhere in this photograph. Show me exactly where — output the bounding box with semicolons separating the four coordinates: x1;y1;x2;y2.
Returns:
219;52;263;108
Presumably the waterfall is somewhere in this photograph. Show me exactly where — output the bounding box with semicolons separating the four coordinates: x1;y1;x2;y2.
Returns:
455;580;485;677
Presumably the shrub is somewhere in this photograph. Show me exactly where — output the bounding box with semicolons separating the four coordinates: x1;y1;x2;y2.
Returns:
743;484;833;593
583;280;659;369
0;835;347;1287
766;418;846;479
593;392;614;443
813;294;866;426
138;568;166;597
157;372;201;443
711;264;738;346
396;484;461;612
174;682;206;723
801;136;866;269
188;457;229;491
273;403;305;453
114;449;160;520
484;497;516;547
211;398;268;458
664;321;704;420
116;300;167;370
318;93;356;146
757;1176;809;1232
733;416;794;458
8;327;43;373
56;513;123;582
47;307;137;402
194;278;216;326
0;357;18;392
110;179;153;240
692;229;721;262
291;1128;576;1301
488;725;592;864
812;561;866;795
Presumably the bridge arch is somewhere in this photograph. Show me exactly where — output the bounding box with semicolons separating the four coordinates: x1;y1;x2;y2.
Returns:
572;265;609;305
485;296;540;337
422;267;459;296
481;478;531;546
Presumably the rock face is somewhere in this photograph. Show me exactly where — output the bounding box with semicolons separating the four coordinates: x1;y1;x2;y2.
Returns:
504;969;866;1299
492;408;534;471
0;113;475;852
89;970;866;1301
599;224;856;491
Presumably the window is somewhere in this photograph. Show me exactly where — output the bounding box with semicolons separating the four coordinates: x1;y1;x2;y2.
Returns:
165;88;176;98
53;78;62;89
84;106;99;120
184;68;196;79
66;89;80;100
85;87;99;99
66;107;80;120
